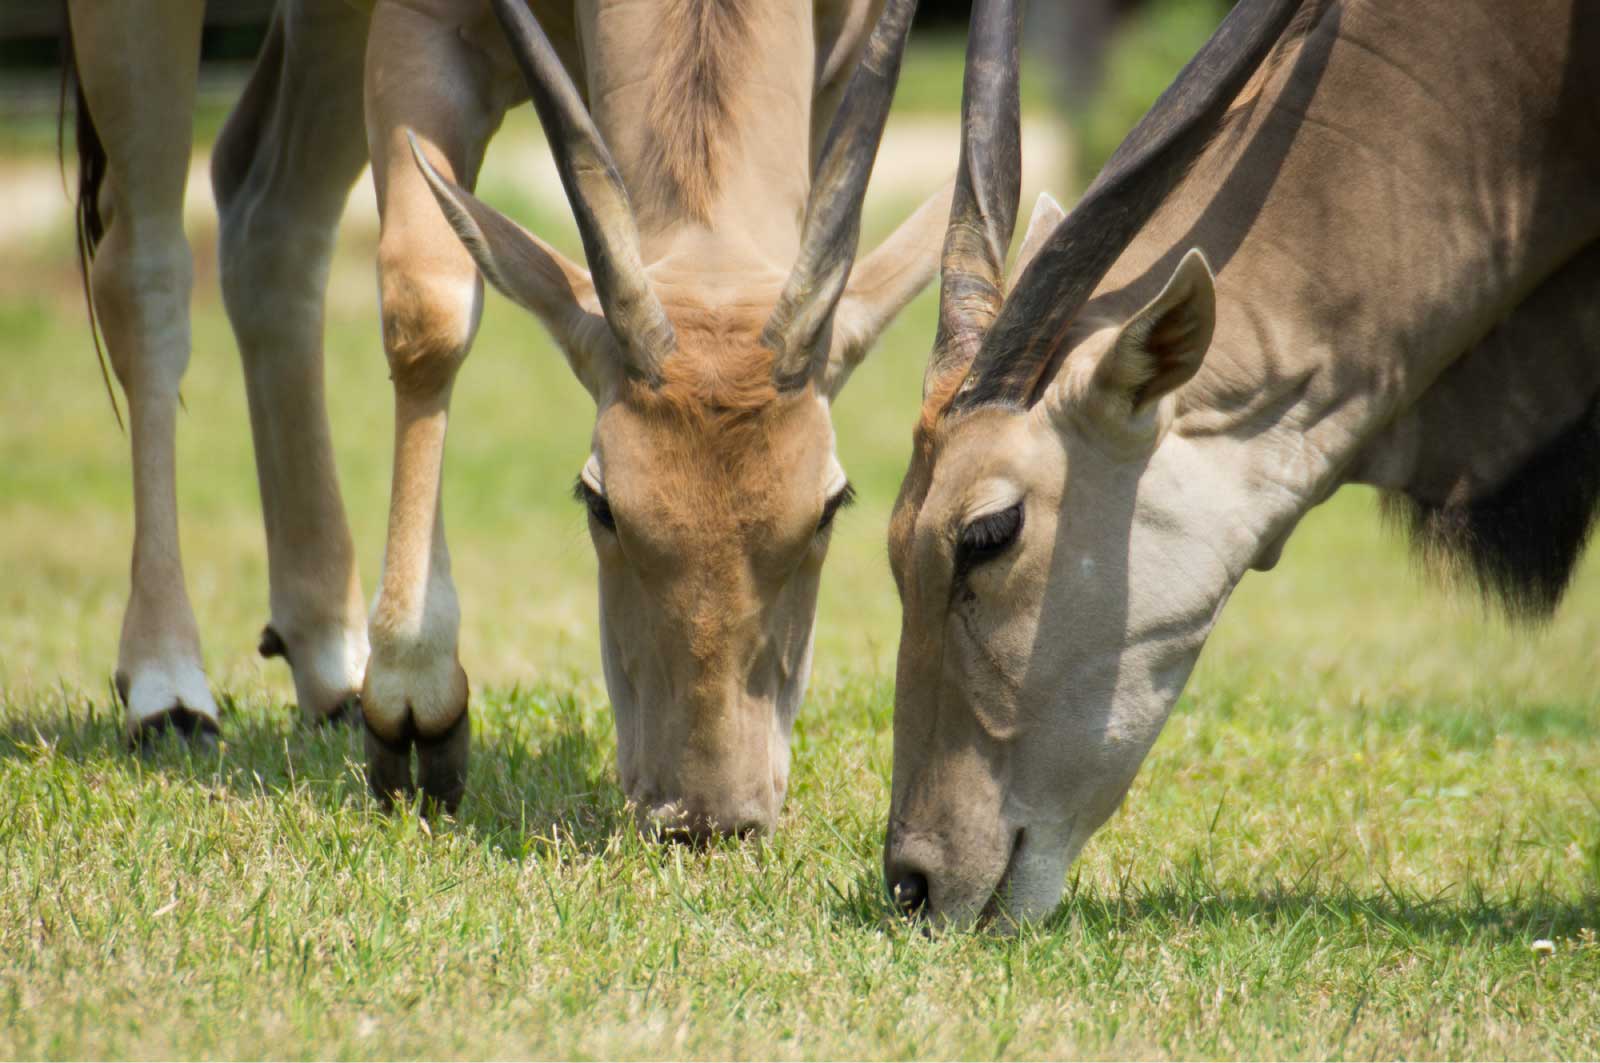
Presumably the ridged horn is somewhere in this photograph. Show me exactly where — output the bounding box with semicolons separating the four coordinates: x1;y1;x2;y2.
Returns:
764;0;920;391
949;0;1302;413
490;0;675;381
926;0;1024;393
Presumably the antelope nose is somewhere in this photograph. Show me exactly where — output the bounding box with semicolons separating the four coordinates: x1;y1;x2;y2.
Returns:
887;866;930;916
642;800;773;844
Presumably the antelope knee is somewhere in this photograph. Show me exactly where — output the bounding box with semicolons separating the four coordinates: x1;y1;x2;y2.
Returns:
89;222;194;393
217;204;336;340
377;252;483;397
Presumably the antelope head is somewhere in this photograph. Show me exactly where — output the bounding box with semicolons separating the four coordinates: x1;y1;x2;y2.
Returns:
413;0;945;840
883;0;1301;927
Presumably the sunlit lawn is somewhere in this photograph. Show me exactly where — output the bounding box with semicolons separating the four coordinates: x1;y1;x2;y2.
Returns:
2;23;1599;1061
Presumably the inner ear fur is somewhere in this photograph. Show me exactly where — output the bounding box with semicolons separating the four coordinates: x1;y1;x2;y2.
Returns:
1095;248;1216;415
824;180;955;399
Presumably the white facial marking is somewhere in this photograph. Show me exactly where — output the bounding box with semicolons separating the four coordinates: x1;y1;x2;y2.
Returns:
962;479;1024;525
825;460;849;499
581;453;604;494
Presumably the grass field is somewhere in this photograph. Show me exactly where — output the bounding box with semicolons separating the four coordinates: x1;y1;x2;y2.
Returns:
3;19;1600;1060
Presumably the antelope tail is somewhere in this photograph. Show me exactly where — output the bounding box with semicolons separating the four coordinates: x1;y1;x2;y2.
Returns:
59;6;121;429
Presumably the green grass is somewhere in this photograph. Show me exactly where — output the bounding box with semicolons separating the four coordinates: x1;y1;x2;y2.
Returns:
3;29;1600;1061
1070;0;1236;175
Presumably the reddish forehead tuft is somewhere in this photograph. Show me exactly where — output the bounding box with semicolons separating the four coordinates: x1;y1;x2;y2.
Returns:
617;307;820;478
622;298;812;444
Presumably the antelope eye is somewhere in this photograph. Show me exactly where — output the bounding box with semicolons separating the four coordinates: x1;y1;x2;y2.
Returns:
818;483;857;534
573;477;616;532
957;502;1024;569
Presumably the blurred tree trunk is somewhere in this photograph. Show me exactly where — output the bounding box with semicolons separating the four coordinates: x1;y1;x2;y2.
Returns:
1028;0;1126;113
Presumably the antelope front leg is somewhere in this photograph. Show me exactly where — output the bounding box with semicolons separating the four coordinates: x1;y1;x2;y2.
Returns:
214;0;371;726
67;0;218;747
361;1;507;811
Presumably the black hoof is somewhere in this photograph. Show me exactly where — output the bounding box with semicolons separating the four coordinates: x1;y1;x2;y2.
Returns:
364;724;415;810
416;709;470;816
132;706;221;755
257;624;290;663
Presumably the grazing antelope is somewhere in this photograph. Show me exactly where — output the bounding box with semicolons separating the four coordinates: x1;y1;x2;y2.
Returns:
409;0;947;831
66;0;946;826
884;0;1600;927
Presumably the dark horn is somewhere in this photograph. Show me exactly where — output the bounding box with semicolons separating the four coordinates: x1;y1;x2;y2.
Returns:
926;0;1024;393
764;0;920;391
490;0;674;381
950;0;1302;413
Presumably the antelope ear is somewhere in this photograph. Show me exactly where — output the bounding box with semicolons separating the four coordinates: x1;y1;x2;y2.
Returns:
406;130;616;395
823;177;955;399
1089;248;1216;416
1010;192;1066;287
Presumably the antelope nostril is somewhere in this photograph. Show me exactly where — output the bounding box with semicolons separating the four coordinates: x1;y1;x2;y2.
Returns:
890;870;929;916
640;800;771;846
730;815;769;840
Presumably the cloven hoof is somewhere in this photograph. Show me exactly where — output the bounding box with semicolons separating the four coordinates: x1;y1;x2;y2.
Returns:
363;708;470;817
115;670;221;755
131;705;221;755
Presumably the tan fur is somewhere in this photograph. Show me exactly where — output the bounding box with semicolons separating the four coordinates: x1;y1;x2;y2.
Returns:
886;0;1600;927
641;0;753;221
920;367;966;437
77;0;946;818
654;305;779;420
68;0;372;738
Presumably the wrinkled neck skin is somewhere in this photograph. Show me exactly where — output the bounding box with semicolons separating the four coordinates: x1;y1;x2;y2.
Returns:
1174;0;1597;498
918;0;1600;924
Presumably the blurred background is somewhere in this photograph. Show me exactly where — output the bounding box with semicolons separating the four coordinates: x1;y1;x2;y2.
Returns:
0;0;1238;181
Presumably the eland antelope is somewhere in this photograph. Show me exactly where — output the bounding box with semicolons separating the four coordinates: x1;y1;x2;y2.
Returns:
883;0;1600;927
391;0;948;831
66;0;947;828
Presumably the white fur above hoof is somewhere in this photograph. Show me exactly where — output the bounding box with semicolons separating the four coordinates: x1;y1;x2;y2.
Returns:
257;621;369;726
116;662;220;749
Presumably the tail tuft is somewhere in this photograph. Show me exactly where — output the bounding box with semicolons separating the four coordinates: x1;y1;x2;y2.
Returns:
59;9;122;429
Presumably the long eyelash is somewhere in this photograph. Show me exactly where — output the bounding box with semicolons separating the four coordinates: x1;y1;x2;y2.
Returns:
573;475;616;530
954;503;1024;582
964;510;1019;551
819;482;857;531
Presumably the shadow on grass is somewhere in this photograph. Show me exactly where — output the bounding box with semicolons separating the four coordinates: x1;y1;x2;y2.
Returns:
0;686;632;860
1054;879;1600;943
826;858;1600;944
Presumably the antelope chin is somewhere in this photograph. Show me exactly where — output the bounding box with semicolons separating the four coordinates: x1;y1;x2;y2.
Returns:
976;829;1029;931
978;826;1081;932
